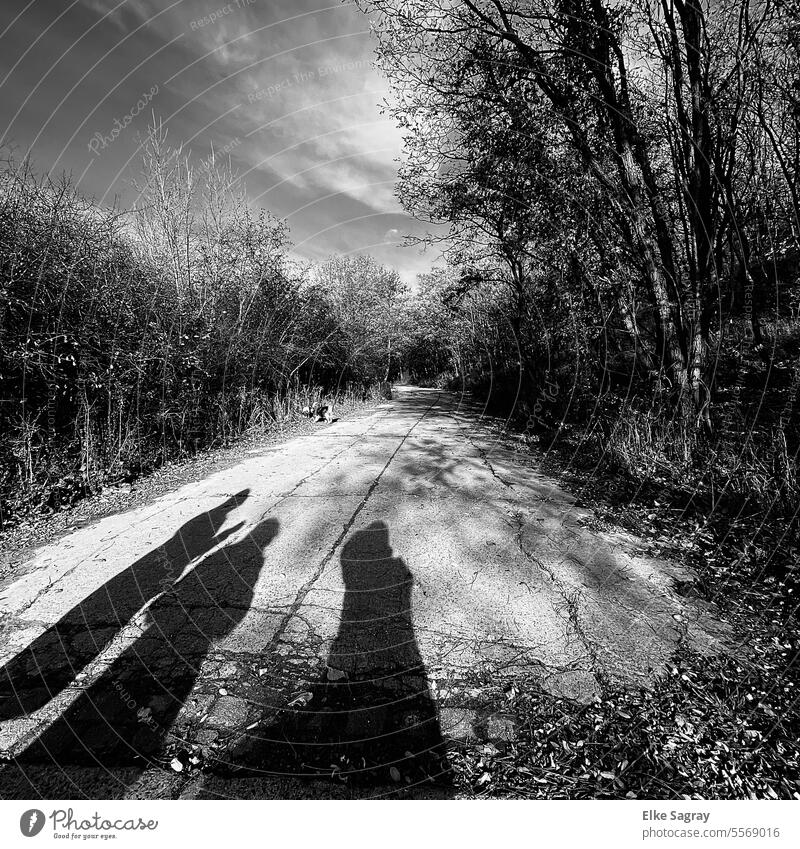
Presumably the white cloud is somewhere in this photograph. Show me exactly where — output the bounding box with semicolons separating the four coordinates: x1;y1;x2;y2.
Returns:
76;0;439;282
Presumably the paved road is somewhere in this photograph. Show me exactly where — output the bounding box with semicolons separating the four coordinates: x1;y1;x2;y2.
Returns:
0;388;727;797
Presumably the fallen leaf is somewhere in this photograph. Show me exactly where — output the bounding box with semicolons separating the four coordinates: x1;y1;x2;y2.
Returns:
287;691;313;707
326;666;347;682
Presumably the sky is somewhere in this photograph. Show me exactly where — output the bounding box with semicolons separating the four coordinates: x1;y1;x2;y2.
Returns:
0;0;440;283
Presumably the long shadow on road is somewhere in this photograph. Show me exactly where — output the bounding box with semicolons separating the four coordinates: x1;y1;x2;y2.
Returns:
243;520;450;789
9;512;279;770
0;490;251;720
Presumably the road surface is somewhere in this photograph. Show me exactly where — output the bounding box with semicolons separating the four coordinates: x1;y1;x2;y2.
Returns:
0;388;727;797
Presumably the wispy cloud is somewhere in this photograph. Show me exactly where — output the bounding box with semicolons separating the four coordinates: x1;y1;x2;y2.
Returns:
81;0;159;31
1;0;438;283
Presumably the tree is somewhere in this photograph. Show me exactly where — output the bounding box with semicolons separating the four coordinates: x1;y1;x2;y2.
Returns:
313;254;410;381
360;0;800;431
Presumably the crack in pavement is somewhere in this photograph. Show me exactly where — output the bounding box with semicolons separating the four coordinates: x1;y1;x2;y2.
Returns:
441;405;516;491
556;586;604;683
508;511;604;688
263;394;441;655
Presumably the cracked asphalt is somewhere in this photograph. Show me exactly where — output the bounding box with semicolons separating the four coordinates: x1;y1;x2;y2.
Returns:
0;387;728;798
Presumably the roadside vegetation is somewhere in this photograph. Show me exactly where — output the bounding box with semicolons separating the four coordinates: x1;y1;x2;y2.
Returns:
0;125;406;526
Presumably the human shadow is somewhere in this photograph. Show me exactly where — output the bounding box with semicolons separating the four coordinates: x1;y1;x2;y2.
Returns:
16;514;279;766
252;521;449;786
0;490;250;720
